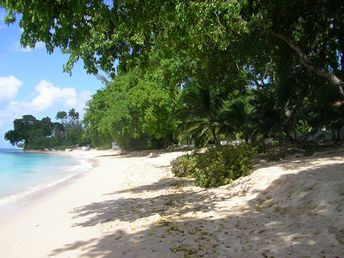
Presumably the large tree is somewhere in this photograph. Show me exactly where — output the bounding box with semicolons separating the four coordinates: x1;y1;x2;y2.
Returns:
5;115;58;149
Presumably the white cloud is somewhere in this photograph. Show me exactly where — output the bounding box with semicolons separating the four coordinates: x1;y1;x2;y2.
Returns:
0;80;91;125
0;75;22;100
29;80;77;111
11;41;45;53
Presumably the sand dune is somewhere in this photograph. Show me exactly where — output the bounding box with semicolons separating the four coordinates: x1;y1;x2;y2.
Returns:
0;149;343;257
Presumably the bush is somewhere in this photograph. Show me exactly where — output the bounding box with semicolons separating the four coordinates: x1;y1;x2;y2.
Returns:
171;154;198;178
194;145;255;187
171;144;255;188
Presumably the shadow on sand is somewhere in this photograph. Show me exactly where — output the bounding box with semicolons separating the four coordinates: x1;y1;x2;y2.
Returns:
51;161;344;257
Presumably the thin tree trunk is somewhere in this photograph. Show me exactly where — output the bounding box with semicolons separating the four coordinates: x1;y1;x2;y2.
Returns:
336;128;341;141
331;128;336;142
211;127;219;146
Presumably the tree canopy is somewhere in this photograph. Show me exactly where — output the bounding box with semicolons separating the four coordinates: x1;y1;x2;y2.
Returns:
1;1;343;92
2;0;344;150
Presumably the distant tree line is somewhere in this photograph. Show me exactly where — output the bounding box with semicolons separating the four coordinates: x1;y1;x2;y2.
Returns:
5;109;85;150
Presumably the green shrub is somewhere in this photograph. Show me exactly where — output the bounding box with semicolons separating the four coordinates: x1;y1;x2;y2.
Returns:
171;144;255;188
171;154;198;178
195;145;255;187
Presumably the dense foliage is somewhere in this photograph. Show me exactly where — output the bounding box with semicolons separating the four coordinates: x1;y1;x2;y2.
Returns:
5;109;85;150
2;1;343;89
2;0;343;148
2;1;344;184
171;145;255;188
84;69;179;150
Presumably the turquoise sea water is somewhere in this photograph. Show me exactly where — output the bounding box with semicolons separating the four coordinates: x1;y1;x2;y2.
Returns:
0;148;91;205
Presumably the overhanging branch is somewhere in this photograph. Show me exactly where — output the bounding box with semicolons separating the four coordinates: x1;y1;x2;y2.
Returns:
273;33;344;97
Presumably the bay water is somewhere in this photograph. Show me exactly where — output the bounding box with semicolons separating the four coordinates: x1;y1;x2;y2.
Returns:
0;148;92;205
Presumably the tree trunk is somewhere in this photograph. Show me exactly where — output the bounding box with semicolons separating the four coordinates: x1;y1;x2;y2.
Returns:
331;128;336;142
211;127;219;146
336;127;341;141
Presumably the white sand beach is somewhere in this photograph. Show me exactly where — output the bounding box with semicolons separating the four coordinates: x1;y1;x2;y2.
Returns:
0;149;343;257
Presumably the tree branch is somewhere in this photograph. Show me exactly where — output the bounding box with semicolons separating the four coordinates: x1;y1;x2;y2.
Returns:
273;33;344;97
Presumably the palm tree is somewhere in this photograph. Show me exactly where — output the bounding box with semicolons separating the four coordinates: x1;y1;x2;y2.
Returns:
220;93;256;143
68;108;79;122
176;82;225;146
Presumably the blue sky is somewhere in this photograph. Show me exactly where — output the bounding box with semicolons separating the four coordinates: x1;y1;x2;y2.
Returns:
0;9;103;148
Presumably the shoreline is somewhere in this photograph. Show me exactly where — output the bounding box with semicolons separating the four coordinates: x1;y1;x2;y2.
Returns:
0;149;96;216
0;149;343;257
